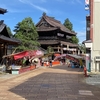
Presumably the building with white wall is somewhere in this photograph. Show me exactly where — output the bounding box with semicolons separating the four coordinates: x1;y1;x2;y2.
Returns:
84;0;100;72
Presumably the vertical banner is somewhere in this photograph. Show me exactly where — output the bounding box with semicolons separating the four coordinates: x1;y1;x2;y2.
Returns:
85;0;89;10
86;54;91;72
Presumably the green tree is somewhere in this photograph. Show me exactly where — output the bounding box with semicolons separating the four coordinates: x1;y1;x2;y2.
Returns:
78;43;86;53
7;26;13;37
71;36;79;44
63;18;79;44
63;18;73;31
47;46;54;53
13;17;40;51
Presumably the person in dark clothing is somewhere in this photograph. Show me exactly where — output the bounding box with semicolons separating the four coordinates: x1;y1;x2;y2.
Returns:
49;60;52;67
25;59;30;66
41;60;44;66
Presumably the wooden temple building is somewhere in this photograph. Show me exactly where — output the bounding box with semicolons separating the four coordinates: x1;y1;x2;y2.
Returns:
0;7;20;62
36;13;79;55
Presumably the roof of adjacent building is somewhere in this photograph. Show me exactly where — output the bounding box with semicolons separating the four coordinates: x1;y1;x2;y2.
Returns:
0;22;20;45
82;39;92;44
36;14;76;35
0;22;10;37
0;35;20;45
0;8;7;14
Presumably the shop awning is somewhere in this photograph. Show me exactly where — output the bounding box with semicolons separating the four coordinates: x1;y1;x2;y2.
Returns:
14;50;44;60
54;54;66;60
54;54;83;62
3;50;44;60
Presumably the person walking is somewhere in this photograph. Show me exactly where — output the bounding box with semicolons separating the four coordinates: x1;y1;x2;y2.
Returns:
83;64;88;77
41;60;44;66
49;60;52;67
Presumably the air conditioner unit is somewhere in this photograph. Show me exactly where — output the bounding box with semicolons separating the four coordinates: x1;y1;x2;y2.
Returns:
95;56;100;61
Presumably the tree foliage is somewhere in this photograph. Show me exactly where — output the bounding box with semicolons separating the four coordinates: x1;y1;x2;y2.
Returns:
13;17;40;51
63;18;79;44
71;36;79;44
7;26;13;37
78;43;86;53
63;18;73;31
47;46;54;53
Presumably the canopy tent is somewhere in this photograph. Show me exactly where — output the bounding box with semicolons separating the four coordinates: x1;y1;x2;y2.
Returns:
3;50;44;60
54;54;84;63
14;50;44;60
13;51;29;60
66;54;84;66
54;54;66;61
66;54;83;59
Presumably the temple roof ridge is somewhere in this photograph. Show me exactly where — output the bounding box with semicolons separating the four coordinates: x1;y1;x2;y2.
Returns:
36;14;76;35
44;15;61;24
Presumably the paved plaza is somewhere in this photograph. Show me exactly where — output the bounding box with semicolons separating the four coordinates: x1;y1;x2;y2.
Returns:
0;65;100;100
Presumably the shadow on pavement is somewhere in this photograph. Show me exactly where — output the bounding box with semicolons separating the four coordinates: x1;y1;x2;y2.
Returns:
9;66;100;100
51;65;83;72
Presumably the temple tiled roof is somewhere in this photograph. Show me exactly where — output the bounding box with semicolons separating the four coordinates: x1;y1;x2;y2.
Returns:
0;23;6;32
82;39;92;44
38;40;78;47
0;8;7;14
36;27;58;32
36;14;76;35
0;23;10;37
0;35;20;45
60;41;78;47
38;40;59;45
0;22;20;45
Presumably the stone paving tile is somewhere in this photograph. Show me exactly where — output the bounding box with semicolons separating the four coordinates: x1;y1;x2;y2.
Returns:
0;65;100;100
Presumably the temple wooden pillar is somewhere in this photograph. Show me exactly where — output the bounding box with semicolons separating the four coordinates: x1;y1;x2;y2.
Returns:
67;44;69;54
57;46;60;52
78;50;80;55
60;44;63;54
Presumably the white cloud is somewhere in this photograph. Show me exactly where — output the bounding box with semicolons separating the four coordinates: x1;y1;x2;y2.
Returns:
77;31;86;37
6;7;32;13
77;31;86;43
18;0;48;13
29;2;48;13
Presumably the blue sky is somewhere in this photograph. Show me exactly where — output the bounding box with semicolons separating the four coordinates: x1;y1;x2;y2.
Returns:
0;0;89;43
